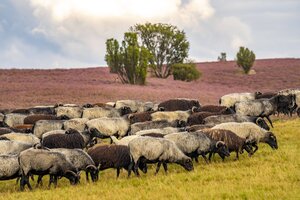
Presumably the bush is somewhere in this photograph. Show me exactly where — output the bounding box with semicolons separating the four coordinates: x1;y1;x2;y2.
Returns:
236;46;256;74
172;63;201;82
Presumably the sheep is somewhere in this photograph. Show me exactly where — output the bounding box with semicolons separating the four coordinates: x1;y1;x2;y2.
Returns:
28;106;56;115
234;95;295;127
33;120;64;139
24;114;69;125
110;135;140;146
13;124;34;133
219;92;261;108
37;148;98;184
114;100;156;113
128;137;194;176
55;106;83;119
0;154;21;181
87;144;147;178
134;127;184;136
11;108;31;114
0;139;33;155
3;113;27;127
82;107;127;119
151;109;196;123
19;148;80;190
141;133;165;138
185;125;213;132
0;113;4;122
41;129;66;139
199;105;235;114
255;92;277;99
63;118;89;132
203;114;270;131
157;98;201;111
0;127;32;135
0;133;40;146
130;120;186;135
165;132;230;162
41;129;85;149
187;110;232;126
200;129;254;160
277;89;300;115
127;111;154;124
85;117;130;139
212;122;278;152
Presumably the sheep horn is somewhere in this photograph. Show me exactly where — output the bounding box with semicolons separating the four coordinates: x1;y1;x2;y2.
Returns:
65;170;77;177
265;116;273;128
128;114;134;120
216;141;225;148
86;165;97;171
255;117;262;124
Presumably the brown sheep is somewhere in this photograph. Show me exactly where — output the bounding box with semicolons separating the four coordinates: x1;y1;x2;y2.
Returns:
127;111;154;124
158;98;201;111
200;129;254;160
185;124;213;132
199;105;234;114
24;114;69;125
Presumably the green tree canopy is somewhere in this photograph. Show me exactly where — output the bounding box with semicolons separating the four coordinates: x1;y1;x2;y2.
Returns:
236;46;256;74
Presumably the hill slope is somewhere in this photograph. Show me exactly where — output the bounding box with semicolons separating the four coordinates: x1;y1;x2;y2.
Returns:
0;58;299;109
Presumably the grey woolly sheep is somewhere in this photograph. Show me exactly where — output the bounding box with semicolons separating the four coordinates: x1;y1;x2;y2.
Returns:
24;114;69;125
0;154;21;181
0;133;40;146
19;148;80;190
55;106;83;119
114;100;156;113
212;122;278;152
3;113;27;127
0;139;33;154
63;118;89;132
128;137;194;176
33;120;64;139
219;92;261;108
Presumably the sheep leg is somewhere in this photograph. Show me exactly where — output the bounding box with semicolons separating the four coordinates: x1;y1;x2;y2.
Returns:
116;168;120;178
194;156;199;163
20;175;26;191
48;175;54;189
36;175;43;187
85;171;89;182
25;175;32;191
155;162;162;175
202;154;209;164
253;143;259;153
127;162;134;178
235;151;239;160
53;176;58;188
16;177;20;185
208;152;213;161
163;162;168;174
133;161;140;177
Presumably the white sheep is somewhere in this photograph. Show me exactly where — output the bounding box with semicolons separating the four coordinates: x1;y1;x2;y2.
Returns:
115;100;155;113
63;118;89;132
0;140;33;155
0;133;40;146
212;122;278;152
55;106;82;119
85;117;130;138
3;113;27;127
219;92;260;107
110;135;140;146
134;127;183;136
151;110;192;123
33;120;64;139
82;107;120;119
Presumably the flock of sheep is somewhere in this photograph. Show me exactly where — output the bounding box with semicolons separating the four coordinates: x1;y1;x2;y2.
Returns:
0;88;299;191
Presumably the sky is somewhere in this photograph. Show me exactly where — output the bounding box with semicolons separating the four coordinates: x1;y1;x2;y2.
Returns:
0;0;299;69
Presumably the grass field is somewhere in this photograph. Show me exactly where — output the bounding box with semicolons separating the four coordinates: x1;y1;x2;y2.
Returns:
1;118;299;200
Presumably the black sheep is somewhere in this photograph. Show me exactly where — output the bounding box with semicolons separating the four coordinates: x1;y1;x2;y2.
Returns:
201;129;254;160
87;144;147;178
158;99;201;111
127;111;154;124
42;129;85;149
24;114;69;125
200;105;235;114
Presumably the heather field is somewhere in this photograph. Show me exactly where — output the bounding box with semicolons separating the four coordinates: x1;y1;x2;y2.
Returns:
0;58;299;109
0;118;299;200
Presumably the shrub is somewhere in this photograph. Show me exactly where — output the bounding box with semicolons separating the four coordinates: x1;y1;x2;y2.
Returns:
236;46;256;74
172;63;201;82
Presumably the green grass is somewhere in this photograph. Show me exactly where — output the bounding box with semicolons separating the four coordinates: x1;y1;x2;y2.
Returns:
1;119;300;200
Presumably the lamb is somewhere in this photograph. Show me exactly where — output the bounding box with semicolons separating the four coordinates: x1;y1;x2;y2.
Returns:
157;98;201;111
3;113;27;127
130;120;186;135
114;100;156;113
19;148;80;190
41;129;86;149
234;95;295;127
128;137;194;176
203;114;270;130
165;132;230;162
0;154;21;181
0;139;33;154
87;144;147;178
200;129;254;160
81;106;131;119
0;133;40;146
212;122;278;152
37;148;98;184
85;117;130;138
24;114;69;125
33;120;64;139
55;106;83;119
63;118;89;132
219;92;261;108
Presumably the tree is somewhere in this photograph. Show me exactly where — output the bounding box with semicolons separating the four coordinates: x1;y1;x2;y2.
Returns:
172;63;201;82
236;46;256;74
105;32;151;85
130;23;189;78
218;52;227;61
